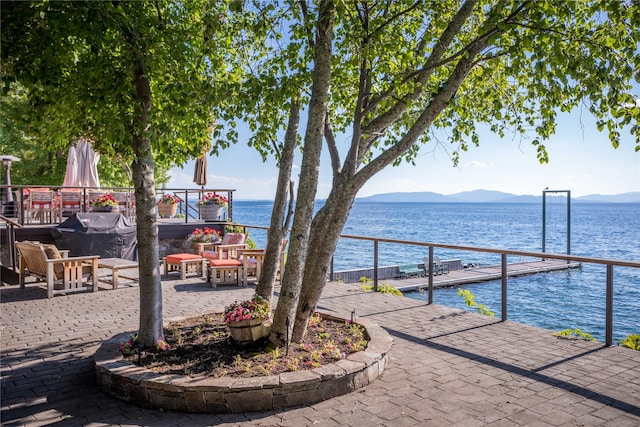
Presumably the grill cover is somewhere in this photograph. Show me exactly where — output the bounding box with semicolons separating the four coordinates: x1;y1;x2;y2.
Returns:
51;213;137;260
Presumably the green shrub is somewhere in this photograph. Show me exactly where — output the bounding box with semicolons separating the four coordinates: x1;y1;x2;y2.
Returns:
457;288;494;316
617;334;640;350
359;277;403;296
552;328;597;341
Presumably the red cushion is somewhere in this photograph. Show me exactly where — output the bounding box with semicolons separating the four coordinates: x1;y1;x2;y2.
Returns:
208;259;242;267
202;250;223;260
166;253;203;263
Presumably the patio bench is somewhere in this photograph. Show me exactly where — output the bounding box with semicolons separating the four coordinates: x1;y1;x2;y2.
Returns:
396;264;424;279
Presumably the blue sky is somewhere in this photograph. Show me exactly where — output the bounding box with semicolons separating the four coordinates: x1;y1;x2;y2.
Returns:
168;105;639;200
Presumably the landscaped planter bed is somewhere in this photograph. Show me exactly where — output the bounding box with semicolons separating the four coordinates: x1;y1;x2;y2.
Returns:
94;312;392;413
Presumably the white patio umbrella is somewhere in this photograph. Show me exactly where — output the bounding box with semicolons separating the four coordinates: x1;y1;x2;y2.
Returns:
62;145;78;187
76;139;100;188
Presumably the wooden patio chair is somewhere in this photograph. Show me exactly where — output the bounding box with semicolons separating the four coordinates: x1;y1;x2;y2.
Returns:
15;241;99;298
59;189;83;219
241;239;288;281
112;191;135;221
198;233;248;260
26;189;56;224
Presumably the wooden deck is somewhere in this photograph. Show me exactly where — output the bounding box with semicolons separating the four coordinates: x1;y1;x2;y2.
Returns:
384;259;581;292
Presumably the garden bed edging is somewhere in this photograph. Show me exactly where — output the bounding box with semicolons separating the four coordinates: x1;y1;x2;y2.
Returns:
94;312;392;413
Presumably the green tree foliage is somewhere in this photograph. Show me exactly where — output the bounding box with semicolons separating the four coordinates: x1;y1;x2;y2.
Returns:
1;0;241;346
223;1;639;345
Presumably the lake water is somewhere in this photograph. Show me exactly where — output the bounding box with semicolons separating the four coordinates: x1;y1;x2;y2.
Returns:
232;201;640;342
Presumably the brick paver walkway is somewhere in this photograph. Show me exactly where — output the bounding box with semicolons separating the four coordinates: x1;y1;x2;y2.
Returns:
2;277;639;426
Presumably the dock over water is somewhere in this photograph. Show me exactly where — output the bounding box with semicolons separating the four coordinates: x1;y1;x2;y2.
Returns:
385;259;582;292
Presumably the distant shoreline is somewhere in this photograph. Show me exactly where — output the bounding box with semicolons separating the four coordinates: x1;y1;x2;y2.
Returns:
354;189;639;204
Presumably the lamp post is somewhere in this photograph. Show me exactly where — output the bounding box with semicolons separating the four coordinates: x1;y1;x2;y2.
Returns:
1;155;21;216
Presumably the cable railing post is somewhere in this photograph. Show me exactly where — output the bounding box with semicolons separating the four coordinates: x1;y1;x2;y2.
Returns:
184;190;189;223
502;253;508;322
428;246;434;305
330;256;334;282
373;240;379;292
606;264;613;347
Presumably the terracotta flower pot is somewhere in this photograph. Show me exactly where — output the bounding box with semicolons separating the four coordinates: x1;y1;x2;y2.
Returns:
157;203;177;218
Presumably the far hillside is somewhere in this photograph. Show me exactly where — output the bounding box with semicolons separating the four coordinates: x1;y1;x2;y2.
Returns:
356;190;640;204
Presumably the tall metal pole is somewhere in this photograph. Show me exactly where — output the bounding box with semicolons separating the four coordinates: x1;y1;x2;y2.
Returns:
542;190;547;254
567;190;571;258
542;189;571;259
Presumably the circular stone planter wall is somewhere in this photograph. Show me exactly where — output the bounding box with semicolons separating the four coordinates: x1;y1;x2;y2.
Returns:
94;312;392;413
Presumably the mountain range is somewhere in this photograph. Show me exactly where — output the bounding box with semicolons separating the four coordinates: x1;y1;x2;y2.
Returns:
356;189;640;203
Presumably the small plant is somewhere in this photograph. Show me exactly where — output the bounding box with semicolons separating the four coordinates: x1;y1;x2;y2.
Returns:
158;193;180;205
232;354;243;367
270;346;282;360
617;334;640;350
197;192;228;206
223;294;271;323
359;277;403;296
553;328;597;341
169;328;184;346
316;332;329;342
156;339;170;352
457;288;494;316
308;313;321;327
348;322;364;338
92;193;119;207
347;339;368;352
190;227;221;243
284;356;301;371
119;334;139;356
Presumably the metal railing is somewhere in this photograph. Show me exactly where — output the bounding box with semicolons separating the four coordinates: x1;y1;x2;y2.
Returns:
0;185;235;225
237;225;639;348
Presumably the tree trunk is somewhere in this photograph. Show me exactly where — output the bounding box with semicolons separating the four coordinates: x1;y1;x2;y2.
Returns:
292;179;358;341
269;1;335;347
256;95;299;303
131;54;163;348
289;5;492;339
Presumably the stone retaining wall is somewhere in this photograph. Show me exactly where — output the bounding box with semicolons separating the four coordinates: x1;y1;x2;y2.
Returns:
94;312;392;413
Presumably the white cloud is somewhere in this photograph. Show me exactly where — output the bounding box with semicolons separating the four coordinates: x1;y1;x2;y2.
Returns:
464;160;488;169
